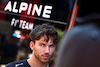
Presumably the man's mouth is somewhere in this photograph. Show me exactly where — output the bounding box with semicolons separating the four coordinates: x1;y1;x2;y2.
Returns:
42;55;50;59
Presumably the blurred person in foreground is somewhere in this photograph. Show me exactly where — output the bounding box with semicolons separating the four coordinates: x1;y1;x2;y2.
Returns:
55;0;100;67
6;23;58;67
55;15;100;67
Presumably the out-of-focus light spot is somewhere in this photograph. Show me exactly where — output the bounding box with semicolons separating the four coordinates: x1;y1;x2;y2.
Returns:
14;30;21;35
12;33;17;37
12;33;25;39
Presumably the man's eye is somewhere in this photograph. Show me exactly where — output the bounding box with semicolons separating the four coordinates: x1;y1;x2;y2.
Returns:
41;44;44;46
50;45;54;47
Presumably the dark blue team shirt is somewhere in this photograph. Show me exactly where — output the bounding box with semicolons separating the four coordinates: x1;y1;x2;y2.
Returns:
6;59;31;67
6;59;51;67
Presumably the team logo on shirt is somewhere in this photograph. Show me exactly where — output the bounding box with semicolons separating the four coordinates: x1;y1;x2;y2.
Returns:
15;63;23;67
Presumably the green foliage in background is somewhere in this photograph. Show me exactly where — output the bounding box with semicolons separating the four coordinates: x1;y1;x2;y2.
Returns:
56;28;64;47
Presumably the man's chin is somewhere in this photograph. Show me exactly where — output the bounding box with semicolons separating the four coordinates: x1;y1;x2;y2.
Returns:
41;59;49;63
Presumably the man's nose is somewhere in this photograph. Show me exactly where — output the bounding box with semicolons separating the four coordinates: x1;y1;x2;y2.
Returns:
44;46;49;54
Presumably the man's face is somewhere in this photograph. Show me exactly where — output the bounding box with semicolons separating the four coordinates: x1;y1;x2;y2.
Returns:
33;36;56;63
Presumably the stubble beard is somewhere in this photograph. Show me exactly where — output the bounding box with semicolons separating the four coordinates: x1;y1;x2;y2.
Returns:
34;52;50;63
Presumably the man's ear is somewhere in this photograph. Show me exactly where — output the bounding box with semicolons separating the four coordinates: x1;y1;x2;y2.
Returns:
30;41;34;50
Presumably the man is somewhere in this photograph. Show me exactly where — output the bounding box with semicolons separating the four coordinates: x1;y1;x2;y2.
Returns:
6;23;58;67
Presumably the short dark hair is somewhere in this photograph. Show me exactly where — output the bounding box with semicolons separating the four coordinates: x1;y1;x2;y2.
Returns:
29;24;58;44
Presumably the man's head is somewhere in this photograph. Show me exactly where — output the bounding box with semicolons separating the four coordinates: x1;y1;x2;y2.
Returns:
29;23;58;63
29;24;58;44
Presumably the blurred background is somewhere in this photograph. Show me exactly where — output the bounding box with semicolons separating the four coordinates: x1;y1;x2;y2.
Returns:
0;0;96;67
0;0;70;67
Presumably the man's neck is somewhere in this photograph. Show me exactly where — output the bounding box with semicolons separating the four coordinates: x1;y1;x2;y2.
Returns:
27;54;49;67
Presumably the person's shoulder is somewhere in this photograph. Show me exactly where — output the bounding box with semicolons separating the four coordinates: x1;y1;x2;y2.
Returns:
6;59;27;67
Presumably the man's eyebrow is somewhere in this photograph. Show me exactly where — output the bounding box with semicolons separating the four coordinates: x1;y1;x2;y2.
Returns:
50;43;54;45
40;42;46;45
